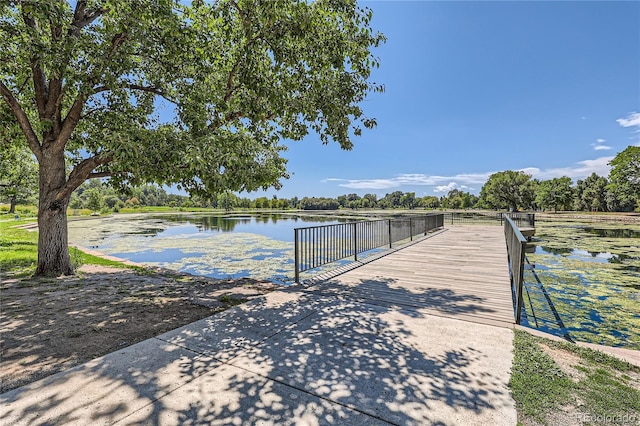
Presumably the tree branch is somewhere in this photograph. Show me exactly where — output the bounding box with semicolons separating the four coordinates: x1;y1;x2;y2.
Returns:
228;0;248;26
55;94;86;149
224;111;243;122
224;61;240;103
20;7;48;119
68;1;104;38
62;153;114;200
0;81;43;161
45;2;105;135
108;32;129;58
93;83;173;101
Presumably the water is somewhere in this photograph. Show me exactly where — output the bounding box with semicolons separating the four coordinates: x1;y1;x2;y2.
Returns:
582;227;640;239
533;246;637;265
68;213;350;284
522;222;640;350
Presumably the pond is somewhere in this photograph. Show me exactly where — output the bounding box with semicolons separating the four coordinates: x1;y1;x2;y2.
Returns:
67;213;352;285
523;220;640;350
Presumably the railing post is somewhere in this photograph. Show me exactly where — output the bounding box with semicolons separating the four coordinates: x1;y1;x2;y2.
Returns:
353;222;358;261
294;229;300;283
388;219;392;248
410;217;413;241
424;215;427;235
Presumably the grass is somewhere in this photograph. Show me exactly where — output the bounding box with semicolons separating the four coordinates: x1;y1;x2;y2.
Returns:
511;329;640;425
510;330;573;422
0;217;146;278
0;219;39;277
219;294;248;306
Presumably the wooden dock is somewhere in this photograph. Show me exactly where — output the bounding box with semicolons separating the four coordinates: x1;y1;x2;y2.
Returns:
309;225;516;328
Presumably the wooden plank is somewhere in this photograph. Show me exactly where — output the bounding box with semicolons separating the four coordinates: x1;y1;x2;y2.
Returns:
312;226;516;326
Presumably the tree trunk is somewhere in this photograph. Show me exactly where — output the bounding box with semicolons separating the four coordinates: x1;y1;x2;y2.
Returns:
36;198;73;275
35;149;74;276
8;197;16;214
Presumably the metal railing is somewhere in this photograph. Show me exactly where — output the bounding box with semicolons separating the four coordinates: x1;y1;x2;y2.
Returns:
504;216;527;324
444;211;535;228
294;213;444;283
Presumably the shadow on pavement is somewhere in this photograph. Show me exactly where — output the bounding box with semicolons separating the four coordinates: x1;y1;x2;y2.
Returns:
1;276;515;425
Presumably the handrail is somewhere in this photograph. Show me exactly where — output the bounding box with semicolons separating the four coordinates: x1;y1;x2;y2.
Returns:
443;211;535;227
294;213;444;283
504;216;527;324
507;212;535;228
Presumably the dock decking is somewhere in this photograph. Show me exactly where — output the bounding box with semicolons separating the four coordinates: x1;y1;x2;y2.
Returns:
308;225;516;327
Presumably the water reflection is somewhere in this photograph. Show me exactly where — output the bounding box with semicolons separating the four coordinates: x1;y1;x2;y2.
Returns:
68;213;350;285
537;246;572;256
123;214;346;236
582;227;640;239
534;245;637;264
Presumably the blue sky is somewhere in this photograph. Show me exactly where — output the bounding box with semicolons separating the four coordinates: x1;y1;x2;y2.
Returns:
252;1;640;200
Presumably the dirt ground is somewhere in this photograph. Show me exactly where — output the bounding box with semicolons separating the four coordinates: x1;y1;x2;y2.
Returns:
0;265;278;393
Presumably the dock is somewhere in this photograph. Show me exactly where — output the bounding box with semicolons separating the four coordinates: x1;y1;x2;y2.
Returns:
312;225;515;328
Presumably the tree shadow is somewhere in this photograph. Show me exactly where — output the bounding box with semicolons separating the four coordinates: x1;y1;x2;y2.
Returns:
313;276;499;319
1;276;515;425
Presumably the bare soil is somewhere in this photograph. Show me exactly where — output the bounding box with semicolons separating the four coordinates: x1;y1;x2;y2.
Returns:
0;265;278;393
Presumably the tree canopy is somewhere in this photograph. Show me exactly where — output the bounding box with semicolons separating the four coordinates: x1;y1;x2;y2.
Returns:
574;173;608;212
535;176;574;212
0;0;385;275
478;170;535;211
608;146;640;211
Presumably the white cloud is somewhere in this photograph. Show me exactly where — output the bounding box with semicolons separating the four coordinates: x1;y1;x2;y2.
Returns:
326;156;614;193
434;182;458;193
617;112;640;128
519;156;613;181
337;179;401;190
335;172;493;190
591;140;612;151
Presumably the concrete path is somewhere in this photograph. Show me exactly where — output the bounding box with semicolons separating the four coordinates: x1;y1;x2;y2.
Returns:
0;281;516;425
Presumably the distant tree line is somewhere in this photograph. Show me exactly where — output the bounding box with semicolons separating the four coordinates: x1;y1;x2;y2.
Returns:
477;146;640;212
4;146;639;214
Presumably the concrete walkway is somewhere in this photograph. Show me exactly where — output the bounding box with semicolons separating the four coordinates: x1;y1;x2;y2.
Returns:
0;281;516;425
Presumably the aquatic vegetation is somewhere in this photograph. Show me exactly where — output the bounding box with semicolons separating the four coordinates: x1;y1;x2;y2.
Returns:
524;220;640;350
67;214;337;284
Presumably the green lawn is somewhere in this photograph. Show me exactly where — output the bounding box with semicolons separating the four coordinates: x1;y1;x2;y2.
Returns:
0;219;38;277
510;329;640;425
0;218;145;278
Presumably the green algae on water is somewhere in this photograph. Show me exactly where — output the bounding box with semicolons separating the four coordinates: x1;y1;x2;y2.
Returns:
526;220;640;350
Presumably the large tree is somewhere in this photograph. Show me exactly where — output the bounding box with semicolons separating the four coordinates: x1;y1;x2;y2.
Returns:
608;146;640;212
574;173;608;212
0;0;384;275
535;176;574;213
479;170;535;211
